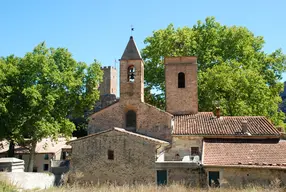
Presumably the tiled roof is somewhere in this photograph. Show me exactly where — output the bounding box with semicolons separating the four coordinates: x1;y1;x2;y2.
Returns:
0;137;75;154
68;127;170;145
173;112;280;136
203;139;286;169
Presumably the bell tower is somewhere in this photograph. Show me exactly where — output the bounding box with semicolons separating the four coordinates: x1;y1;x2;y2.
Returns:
165;56;198;115
119;36;144;103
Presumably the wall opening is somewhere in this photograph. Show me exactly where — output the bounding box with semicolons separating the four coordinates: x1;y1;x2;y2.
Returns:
191;147;199;155
178;72;185;88
209;171;220;187
126;110;136;131
43;164;49;171
108;150;114;160
128;65;135;82
33;167;38;172
44;154;49;160
157;170;167;185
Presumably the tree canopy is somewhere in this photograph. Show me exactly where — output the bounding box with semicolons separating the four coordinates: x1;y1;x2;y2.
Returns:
0;42;103;171
142;17;286;126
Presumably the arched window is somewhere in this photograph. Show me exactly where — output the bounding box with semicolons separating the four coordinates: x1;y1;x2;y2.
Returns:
126;110;136;131
127;65;135;82
178;72;185;88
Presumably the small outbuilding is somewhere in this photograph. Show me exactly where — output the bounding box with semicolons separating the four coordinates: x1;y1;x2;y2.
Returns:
0;158;25;172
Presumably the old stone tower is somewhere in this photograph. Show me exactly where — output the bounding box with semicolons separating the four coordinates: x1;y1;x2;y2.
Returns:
120;36;144;103
165;56;198;115
99;66;117;96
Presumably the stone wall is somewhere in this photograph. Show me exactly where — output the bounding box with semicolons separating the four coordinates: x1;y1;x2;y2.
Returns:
120;60;144;102
99;66;117;96
167;168;206;187
165;57;198;115
88;101;173;141
70;130;160;184
205;167;286;187
88;102;124;134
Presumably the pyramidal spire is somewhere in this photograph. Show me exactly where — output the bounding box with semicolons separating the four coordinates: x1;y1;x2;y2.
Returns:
121;36;142;60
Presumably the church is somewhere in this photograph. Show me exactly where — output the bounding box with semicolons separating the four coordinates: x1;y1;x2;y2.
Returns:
68;36;286;187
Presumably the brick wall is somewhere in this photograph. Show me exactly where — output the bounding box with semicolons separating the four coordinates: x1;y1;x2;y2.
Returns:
70;130;160;184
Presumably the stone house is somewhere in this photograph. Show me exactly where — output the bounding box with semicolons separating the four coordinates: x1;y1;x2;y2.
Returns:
68;36;286;187
0;137;74;172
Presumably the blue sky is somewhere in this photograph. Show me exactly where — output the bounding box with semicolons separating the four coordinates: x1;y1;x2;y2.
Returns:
1;0;286;81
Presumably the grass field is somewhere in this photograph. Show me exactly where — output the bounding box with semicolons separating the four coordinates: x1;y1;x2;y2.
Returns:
40;183;285;192
1;178;285;192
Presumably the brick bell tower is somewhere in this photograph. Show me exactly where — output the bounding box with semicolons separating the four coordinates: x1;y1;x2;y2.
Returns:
165;56;198;115
119;36;144;103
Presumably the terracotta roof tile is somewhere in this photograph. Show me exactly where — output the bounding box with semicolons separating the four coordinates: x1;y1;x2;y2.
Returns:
203;139;286;169
173;112;280;136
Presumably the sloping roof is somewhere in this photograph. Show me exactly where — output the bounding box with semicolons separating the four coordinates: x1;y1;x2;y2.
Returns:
68;127;170;145
121;36;142;60
173;113;280;136
202;139;286;169
0;137;76;154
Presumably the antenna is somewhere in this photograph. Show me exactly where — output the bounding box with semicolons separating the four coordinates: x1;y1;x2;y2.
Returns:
131;25;134;36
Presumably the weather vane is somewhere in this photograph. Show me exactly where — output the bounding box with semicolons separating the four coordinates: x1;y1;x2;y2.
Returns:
131;25;134;36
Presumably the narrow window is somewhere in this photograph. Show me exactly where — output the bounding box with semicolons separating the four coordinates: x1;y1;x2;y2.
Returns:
178;72;185;88
191;147;199;155
43;164;49;171
128;65;135;82
126;110;136;131
108;150;114;160
44;154;49;160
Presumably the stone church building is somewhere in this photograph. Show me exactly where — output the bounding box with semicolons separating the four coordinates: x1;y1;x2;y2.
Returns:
68;36;286;187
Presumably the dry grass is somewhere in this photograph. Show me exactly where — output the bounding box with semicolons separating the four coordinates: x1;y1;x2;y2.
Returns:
0;175;17;192
39;183;286;192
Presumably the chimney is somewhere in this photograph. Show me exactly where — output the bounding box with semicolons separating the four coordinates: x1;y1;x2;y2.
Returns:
241;120;248;133
216;107;220;118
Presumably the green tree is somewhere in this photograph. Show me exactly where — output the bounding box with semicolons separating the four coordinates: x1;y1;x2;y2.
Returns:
0;43;103;171
142;17;286;125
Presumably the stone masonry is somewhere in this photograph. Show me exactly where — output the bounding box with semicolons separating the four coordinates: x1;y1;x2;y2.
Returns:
120;59;144;102
70;129;165;184
205;167;286;187
88;102;173;141
165;57;198;115
99;66;117;96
